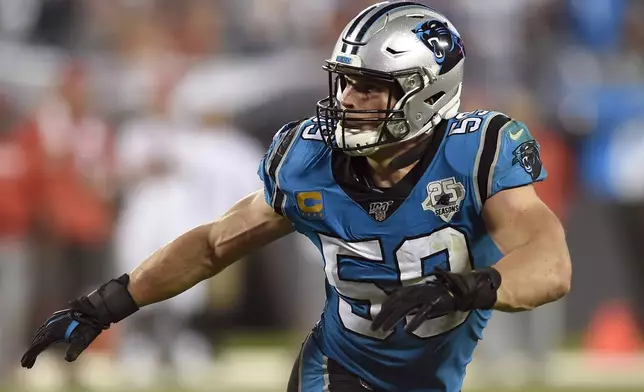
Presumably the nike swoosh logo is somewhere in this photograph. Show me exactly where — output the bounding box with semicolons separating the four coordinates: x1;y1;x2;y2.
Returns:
509;129;524;140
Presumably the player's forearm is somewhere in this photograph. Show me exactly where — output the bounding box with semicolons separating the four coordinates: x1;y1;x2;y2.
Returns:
127;224;219;307
125;191;292;307
492;223;571;312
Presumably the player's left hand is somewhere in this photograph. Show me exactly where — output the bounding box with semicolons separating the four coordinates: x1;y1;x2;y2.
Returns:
371;268;502;333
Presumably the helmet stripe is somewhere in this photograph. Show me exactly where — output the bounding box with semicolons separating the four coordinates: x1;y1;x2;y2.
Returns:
341;3;381;53
349;2;428;54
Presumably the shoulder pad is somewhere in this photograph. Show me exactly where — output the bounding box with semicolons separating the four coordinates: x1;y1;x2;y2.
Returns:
442;110;548;208
442;110;508;179
444;110;547;207
289;117;332;166
447;110;504;137
257;117;330;215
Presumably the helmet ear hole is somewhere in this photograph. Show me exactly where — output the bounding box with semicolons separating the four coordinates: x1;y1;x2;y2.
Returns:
425;91;445;106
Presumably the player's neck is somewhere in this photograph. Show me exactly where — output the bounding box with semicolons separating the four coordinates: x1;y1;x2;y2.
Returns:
365;137;427;188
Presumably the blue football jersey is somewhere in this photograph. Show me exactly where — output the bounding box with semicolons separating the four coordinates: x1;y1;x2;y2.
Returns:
258;111;546;392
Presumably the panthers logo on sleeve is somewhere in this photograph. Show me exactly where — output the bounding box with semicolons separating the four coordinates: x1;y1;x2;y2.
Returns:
412;20;465;74
512;140;543;181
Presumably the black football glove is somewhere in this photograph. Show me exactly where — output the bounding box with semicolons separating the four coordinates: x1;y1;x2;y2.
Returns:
371;267;501;333
21;274;139;369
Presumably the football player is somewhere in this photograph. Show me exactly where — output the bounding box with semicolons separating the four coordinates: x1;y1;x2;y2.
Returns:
21;2;571;391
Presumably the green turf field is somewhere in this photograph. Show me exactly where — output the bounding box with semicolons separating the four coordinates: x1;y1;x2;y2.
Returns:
9;331;643;392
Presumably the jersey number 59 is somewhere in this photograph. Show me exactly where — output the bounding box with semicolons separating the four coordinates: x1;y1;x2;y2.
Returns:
319;227;472;340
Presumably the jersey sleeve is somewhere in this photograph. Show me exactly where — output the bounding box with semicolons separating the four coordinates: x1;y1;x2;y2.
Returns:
257;120;302;215
476;115;547;202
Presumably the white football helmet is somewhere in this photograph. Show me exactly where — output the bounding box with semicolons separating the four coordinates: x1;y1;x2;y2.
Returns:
316;1;465;156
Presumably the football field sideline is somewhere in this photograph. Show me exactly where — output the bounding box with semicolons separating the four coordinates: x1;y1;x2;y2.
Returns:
12;346;644;392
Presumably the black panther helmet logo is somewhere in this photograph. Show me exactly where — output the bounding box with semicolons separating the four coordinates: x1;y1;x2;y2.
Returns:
512;140;542;181
412;20;465;75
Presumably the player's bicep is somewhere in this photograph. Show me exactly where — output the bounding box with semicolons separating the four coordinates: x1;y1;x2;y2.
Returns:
208;189;293;266
482;185;563;254
483;181;571;310
476;117;547;205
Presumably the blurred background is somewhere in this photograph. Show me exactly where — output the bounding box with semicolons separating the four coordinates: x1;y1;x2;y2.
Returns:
0;0;643;391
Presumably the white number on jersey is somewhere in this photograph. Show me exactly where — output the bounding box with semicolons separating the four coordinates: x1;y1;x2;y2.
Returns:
449;110;490;136
301;122;326;141
319;227;472;340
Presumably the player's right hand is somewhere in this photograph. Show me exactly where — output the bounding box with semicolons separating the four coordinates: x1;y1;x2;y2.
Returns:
21;274;140;369
21;297;110;368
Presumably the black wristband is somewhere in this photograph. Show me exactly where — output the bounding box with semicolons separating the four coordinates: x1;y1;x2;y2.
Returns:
87;274;139;324
469;267;502;310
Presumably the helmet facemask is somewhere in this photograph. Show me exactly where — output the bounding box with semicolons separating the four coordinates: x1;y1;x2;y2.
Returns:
316;62;424;156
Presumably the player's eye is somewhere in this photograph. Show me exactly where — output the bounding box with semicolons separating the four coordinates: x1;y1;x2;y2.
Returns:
349;80;380;94
363;84;382;93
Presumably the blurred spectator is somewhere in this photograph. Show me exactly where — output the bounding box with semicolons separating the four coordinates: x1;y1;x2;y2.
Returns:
112;5;178;114
0;93;31;382
12;59;116;332
561;0;644;335
613;2;644;332
114;63;265;389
